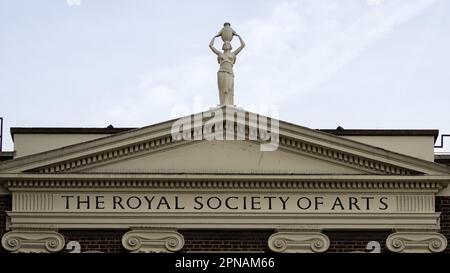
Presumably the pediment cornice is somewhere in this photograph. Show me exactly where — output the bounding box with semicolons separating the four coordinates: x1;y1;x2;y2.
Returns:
1;173;449;192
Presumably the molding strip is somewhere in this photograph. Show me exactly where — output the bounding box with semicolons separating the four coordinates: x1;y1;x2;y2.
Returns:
6;212;442;230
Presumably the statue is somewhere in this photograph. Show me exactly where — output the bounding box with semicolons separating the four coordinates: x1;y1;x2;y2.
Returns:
209;22;245;106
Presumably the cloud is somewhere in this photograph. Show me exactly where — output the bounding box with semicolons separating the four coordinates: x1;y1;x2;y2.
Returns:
237;0;438;105
99;0;438;125
100;55;217;126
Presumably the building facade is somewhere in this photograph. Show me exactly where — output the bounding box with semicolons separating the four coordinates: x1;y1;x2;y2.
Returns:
0;107;449;253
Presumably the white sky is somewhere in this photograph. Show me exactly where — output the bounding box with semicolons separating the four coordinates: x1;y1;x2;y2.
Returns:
0;0;449;152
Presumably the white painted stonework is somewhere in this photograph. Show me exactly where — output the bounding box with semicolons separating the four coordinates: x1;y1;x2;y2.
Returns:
1;229;65;253
268;231;330;253
122;229;185;253
386;231;448;253
1;107;449;253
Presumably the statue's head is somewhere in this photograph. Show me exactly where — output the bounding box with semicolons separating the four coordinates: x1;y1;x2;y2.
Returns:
222;41;232;51
223;22;231;27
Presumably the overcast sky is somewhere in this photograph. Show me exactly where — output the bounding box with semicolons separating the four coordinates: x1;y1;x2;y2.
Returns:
0;0;449;152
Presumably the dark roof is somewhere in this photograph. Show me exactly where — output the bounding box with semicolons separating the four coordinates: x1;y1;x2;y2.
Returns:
10;127;136;140
0;151;14;162
10;127;439;141
435;154;450;166
319;129;439;141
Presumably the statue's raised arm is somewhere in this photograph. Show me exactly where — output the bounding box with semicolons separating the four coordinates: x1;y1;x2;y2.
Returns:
209;35;221;56
232;34;245;56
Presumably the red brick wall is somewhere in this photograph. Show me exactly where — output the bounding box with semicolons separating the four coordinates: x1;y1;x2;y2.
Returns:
325;231;389;253
182;230;391;253
59;229;391;253
436;196;450;253
60;230;126;253
60;230;273;253
0;194;11;253
181;230;272;252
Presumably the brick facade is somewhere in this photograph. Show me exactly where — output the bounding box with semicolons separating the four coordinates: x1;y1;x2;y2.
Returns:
61;230;127;253
436;196;450;253
181;230;272;252
0;194;11;253
1;194;449;253
325;231;390;253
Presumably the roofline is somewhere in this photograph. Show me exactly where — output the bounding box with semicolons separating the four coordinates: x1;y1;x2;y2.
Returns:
319;129;439;141
0;152;14;163
10;127;136;140
435;154;450;165
10;127;439;139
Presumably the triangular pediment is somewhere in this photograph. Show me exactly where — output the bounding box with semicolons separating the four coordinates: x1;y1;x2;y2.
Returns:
81;140;365;174
0;106;449;176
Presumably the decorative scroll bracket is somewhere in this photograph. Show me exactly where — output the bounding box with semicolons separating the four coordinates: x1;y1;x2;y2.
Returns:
1;229;65;253
386;231;447;253
268;230;330;253
122;228;184;253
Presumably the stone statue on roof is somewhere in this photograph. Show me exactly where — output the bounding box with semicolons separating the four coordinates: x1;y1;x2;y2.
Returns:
209;22;245;106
